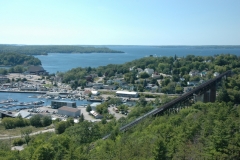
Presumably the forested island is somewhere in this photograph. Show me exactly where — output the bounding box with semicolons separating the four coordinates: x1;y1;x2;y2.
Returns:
0;45;124;55
0;53;41;74
0;54;240;159
0;53;41;66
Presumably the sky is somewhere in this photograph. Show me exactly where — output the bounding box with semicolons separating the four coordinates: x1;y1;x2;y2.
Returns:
0;0;240;45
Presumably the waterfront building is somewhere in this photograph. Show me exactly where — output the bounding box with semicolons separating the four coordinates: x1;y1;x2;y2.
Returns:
27;66;48;75
51;100;76;109
116;91;139;98
58;106;80;118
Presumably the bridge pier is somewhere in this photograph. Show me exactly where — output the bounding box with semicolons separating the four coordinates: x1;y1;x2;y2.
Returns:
210;83;216;102
195;94;204;102
203;91;210;102
202;82;217;103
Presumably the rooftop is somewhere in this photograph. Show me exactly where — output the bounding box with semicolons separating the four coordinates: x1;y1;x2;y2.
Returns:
58;106;80;112
116;91;138;95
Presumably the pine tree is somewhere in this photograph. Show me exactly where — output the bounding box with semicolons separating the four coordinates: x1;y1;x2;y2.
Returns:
154;140;167;160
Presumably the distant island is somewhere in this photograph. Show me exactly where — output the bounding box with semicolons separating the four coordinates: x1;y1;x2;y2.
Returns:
155;45;240;49
0;44;124;55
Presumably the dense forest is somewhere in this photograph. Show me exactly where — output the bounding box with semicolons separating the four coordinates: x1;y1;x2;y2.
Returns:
0;45;123;55
0;53;42;75
1;97;240;159
1;54;240;159
0;53;41;66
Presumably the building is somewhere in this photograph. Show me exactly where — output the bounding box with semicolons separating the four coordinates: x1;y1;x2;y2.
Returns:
58;106;80;117
91;90;100;96
116;91;139;98
189;70;199;77
102;85;117;90
92;83;103;89
90;110;103;119
144;68;154;75
51;100;76;109
14;110;31;118
187;81;199;86
27;66;48;75
200;70;208;77
0;75;9;83
84;90;91;96
20;87;37;91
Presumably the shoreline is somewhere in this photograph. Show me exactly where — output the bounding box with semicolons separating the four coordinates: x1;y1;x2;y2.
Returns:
0;90;47;94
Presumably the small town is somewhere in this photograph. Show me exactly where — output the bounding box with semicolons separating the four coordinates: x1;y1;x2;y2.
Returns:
1;1;240;159
0;63;222;123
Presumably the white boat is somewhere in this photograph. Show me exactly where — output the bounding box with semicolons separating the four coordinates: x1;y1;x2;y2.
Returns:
54;96;60;100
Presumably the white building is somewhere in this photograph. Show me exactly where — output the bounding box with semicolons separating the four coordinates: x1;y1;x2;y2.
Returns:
90;110;103;119
91;90;100;96
14;111;31;118
189;70;199;77
213;72;220;77
116;91;139;98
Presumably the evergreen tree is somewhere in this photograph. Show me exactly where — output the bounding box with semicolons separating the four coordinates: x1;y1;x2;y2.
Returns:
86;104;92;112
154;140;167;160
79;113;84;122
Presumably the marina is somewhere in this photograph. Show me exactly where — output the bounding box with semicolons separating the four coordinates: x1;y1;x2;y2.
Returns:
0;92;92;111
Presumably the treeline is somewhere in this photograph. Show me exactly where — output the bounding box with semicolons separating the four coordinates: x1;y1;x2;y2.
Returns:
2;115;52;129
0;53;41;66
0;45;124;55
0;65;28;75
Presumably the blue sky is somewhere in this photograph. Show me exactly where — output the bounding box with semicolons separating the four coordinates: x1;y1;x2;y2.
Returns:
0;0;239;45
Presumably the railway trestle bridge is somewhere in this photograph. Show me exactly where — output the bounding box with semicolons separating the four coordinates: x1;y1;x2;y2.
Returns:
103;70;232;139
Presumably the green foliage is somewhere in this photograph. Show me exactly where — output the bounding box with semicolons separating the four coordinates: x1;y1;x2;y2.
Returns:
32;143;55;160
2;116;30;129
13;138;25;146
139;72;150;78
86;104;92;112
30;115;42;127
55;118;74;134
154;139;167;160
79;113;84;122
0;53;41;66
41;116;52;127
21;128;32;145
30;115;52;128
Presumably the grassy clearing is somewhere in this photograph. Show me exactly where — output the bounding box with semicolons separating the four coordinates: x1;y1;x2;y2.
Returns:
0;123;54;137
94;77;100;82
43;83;53;88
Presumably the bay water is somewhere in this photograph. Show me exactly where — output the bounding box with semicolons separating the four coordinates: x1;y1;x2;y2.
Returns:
35;45;240;74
